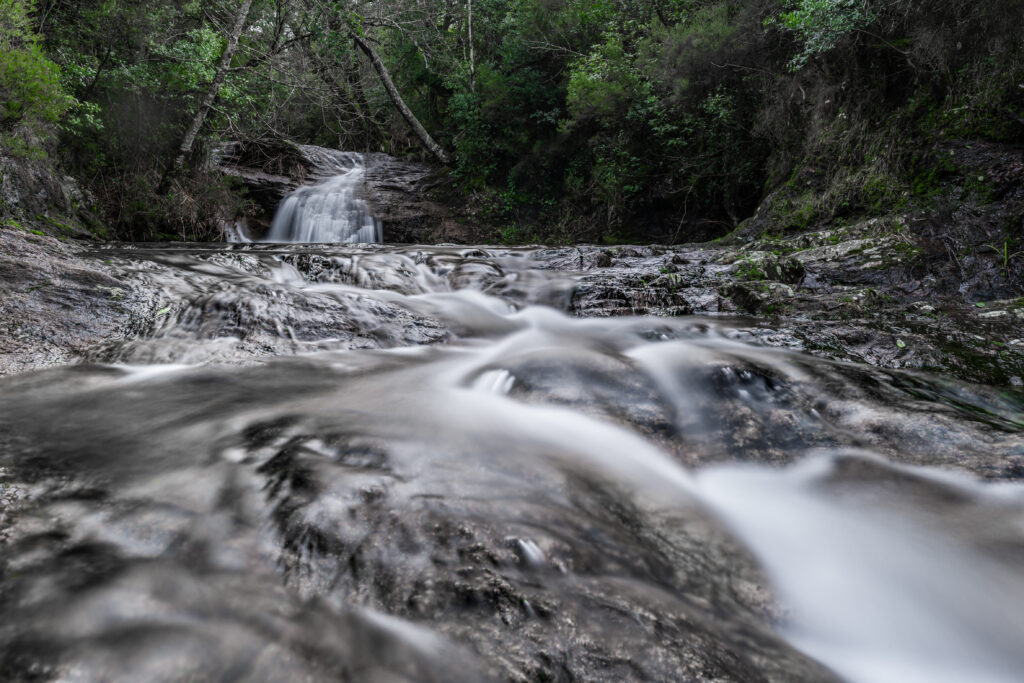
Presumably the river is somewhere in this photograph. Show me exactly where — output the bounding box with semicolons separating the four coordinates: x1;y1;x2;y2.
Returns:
1;162;1023;682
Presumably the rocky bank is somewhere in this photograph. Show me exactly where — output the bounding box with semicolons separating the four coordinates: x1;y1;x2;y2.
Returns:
3;222;1022;390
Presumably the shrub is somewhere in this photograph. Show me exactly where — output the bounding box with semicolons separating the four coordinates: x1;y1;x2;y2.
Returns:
768;0;877;71
0;0;73;154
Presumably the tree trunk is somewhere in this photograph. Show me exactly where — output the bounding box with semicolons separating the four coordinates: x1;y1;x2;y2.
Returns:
166;0;254;178
467;0;475;92
352;34;451;166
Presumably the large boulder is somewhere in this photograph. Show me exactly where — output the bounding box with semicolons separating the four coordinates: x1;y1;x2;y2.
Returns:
363;153;479;243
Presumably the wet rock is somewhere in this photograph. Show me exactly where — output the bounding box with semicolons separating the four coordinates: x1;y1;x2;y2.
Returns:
2;231;1024;681
0;357;843;682
215;142;483;244
725;252;805;284
721;281;795;314
0;235;454;372
0;228;143;375
909;301;936;314
4;229;1023;390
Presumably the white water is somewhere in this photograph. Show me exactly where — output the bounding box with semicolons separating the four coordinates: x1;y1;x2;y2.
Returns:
283;250;1024;682
5;242;1024;681
264;150;382;243
378;293;1024;683
696;456;1024;683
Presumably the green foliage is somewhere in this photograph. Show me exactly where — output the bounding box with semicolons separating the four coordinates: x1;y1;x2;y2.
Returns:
497;1;771;236
984;240;1022;275
736;257;768;281
861;171;903;213
30;0;278;237
8;0;1024;243
768;0;876;70
908;149;955;199
567;35;638;122
151;27;223;93
0;0;74;155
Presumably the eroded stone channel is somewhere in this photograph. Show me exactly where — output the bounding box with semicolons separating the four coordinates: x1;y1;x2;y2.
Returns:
1;233;1023;682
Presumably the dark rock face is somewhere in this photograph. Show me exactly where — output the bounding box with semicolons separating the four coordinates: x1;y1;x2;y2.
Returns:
727;140;1024;306
214;143;475;243
214;141;314;239
363;153;479;243
0;229;139;374
1;156;75;221
0;154;99;239
214;141;313;203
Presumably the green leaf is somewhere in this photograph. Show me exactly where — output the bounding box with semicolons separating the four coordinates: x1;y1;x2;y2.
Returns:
156;306;171;315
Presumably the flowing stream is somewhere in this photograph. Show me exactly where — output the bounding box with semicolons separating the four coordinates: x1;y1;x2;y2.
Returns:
1;237;1024;680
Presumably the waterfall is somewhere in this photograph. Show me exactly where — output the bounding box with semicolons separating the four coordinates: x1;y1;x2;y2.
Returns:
264;150;382;243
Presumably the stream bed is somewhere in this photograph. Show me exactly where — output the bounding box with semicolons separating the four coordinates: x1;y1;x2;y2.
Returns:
1;240;1024;681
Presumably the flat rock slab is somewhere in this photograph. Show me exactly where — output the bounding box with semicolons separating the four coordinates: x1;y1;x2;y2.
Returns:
0;228;142;375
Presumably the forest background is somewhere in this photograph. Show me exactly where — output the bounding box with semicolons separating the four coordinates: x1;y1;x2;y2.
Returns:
1;0;1022;244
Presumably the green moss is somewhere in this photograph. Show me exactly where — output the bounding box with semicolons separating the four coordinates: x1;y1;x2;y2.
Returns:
891;240;921;256
861;173;902;213
962;173;995;204
908;151;956;199
767;193;819;233
936;337;1024;391
38;214;79;234
600;232;630;246
736;257;767;281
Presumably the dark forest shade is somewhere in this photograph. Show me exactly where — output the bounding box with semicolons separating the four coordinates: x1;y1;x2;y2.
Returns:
2;0;1023;242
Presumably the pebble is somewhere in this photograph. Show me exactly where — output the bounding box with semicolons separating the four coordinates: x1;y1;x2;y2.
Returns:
910;301;936;314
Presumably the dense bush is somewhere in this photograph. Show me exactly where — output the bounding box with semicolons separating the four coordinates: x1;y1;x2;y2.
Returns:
8;0;1024;241
0;0;74;157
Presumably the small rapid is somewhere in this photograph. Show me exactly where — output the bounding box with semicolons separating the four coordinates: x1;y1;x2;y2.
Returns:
263;150;381;243
1;242;1023;681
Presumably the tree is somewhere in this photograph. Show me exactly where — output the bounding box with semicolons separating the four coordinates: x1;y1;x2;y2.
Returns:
768;0;877;70
0;0;73;156
166;0;255;177
352;32;450;165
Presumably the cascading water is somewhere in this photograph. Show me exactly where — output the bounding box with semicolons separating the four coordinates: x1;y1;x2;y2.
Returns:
263;149;382;243
1;241;1023;681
